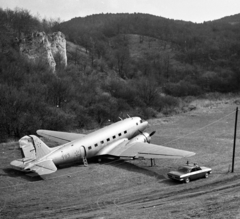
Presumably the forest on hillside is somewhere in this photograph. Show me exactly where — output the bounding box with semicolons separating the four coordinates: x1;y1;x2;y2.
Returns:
1;8;240;142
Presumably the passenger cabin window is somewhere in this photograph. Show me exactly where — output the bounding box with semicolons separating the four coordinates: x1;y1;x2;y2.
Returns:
113;136;116;139
88;146;92;150
95;144;98;147
140;120;143;123
124;131;127;134
101;141;104;144
136;123;138;125
107;138;110;141
119;133;121;136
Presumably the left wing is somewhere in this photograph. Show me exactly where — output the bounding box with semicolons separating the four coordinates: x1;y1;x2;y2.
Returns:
37;130;86;144
99;141;195;159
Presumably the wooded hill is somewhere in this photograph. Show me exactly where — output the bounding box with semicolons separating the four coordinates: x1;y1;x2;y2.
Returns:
59;13;240;93
0;8;240;141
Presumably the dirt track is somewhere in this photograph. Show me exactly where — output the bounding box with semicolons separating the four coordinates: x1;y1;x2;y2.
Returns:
1;98;240;218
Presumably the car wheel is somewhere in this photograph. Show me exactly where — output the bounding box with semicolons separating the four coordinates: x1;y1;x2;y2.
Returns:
205;173;209;178
185;178;190;183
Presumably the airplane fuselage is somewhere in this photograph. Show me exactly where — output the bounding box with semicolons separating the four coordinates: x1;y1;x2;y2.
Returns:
44;117;148;166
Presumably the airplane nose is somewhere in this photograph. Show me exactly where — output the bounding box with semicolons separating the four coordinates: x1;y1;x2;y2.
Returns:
143;121;148;128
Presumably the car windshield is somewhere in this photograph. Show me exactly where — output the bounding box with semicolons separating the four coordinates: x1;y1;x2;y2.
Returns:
178;167;190;173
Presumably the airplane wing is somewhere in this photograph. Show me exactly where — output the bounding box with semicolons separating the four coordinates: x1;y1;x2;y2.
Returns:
37;130;86;144
100;141;195;159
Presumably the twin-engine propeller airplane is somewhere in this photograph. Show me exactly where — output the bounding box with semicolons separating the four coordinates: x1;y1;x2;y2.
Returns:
10;117;195;178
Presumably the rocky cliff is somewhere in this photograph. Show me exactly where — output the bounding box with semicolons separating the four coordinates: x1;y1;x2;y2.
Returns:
48;32;67;68
19;31;67;72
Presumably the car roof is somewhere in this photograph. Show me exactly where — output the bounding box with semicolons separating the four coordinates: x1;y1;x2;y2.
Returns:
180;164;200;170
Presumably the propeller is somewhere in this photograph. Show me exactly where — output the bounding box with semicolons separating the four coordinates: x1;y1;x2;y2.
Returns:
147;131;156;143
138;130;156;143
149;131;156;137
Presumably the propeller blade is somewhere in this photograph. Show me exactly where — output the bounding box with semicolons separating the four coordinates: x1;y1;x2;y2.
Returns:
149;131;156;137
138;130;156;143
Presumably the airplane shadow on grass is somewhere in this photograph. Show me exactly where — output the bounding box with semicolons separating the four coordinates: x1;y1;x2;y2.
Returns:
54;158;181;186
99;158;180;186
2;168;42;181
52;157;170;181
2;157;179;185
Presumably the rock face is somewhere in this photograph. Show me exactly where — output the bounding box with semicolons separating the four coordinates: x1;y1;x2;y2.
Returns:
19;31;67;72
48;32;67;68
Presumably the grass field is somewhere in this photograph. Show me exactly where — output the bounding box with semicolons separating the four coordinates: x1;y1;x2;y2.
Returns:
1;97;240;218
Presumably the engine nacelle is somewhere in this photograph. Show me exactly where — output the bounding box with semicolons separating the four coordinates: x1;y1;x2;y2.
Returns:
127;132;150;144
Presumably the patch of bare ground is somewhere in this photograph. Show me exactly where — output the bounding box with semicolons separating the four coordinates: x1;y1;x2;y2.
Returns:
1;97;240;218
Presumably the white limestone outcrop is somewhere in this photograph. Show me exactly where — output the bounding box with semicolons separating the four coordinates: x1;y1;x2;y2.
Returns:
19;31;67;72
48;31;67;68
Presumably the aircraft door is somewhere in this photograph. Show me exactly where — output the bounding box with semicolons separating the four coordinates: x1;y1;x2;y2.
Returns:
80;145;88;166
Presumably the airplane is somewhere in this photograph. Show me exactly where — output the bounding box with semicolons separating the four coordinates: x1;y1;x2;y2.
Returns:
10;117;195;178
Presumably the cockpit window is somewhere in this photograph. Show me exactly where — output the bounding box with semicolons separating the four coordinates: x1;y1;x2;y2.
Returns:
140;120;143;123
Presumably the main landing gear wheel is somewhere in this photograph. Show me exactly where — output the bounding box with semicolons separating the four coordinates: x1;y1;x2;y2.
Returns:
205;173;209;178
185;178;190;183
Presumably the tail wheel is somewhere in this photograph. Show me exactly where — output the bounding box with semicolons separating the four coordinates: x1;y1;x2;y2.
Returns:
205;173;209;178
185;178;190;183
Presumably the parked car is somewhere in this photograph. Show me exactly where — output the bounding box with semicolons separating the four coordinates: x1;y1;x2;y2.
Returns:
167;163;212;183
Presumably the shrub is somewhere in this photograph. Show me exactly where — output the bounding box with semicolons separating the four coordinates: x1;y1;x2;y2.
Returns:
154;95;179;110
41;106;76;131
164;81;202;97
153;95;179;115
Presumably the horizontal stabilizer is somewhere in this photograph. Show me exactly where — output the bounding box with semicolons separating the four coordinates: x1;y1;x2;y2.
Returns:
31;159;57;177
10;159;29;171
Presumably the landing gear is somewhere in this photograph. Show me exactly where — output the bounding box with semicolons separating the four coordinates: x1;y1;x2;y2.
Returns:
150;158;156;167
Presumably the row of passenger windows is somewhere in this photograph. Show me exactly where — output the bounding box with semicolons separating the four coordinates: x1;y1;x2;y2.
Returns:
88;130;128;150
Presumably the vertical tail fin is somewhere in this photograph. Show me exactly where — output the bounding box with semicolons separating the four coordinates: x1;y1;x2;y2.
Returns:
19;136;36;160
30;135;52;159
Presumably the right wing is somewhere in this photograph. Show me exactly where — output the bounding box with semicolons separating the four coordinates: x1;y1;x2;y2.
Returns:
98;140;195;159
37;130;86;144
